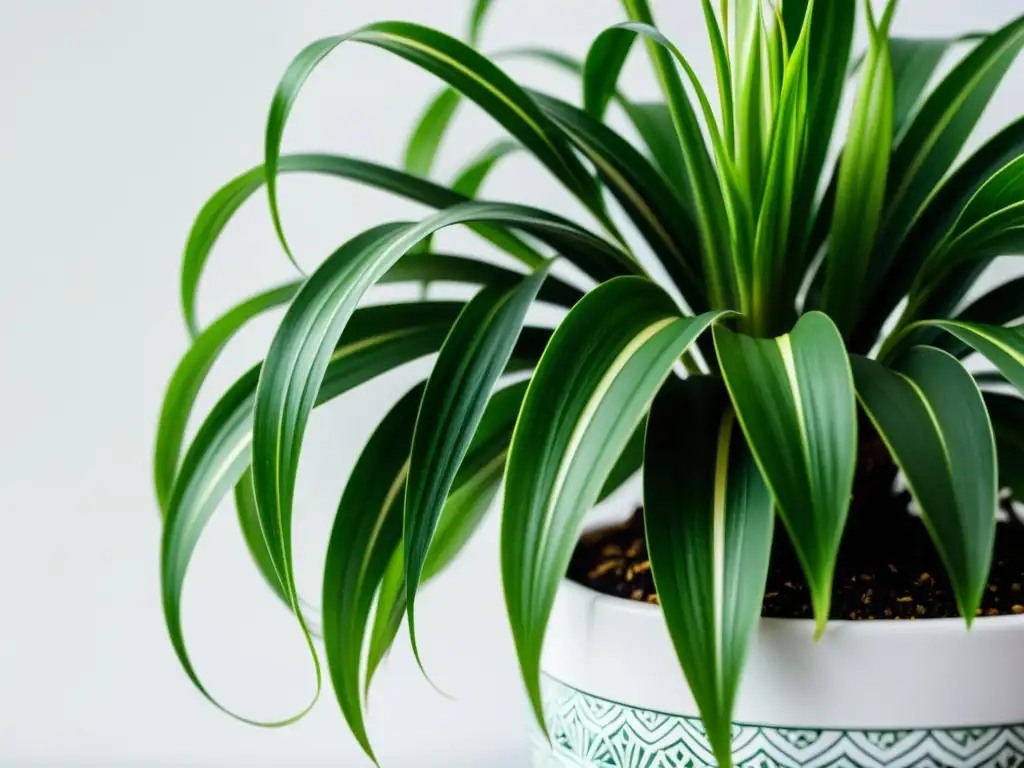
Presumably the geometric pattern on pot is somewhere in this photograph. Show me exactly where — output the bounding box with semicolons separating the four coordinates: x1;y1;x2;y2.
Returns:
533;675;1024;768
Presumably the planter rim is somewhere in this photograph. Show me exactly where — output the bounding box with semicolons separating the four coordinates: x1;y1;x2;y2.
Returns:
543;577;1024;729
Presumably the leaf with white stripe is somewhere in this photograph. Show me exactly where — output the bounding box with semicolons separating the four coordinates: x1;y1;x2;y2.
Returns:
644;375;773;768
852;349;996;622
917;321;1024;394
501;275;728;730
714;311;856;634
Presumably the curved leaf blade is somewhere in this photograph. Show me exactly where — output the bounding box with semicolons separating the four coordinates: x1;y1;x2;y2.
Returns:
583;26;635;119
181;153;547;335
644;376;773;768
265;22;605;263
322;382;424;764
160;304;460;726
852;350;996;622
502;275;728;730
918;320;1024;394
714;311;856;634
404;88;462;178
404;263;553;668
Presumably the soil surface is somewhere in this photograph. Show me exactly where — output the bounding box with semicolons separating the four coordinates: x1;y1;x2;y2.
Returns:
568;502;1024;620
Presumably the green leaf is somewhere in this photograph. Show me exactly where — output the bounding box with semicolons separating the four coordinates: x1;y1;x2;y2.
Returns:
181;154;547;335
404;263;553;669
620;100;692;202
821;2;895;337
322;382;424;764
935;277;1024;357
583;25;635;119
852;350;996;622
612;9;742;311
502;274;728;730
714;311;856;634
914;321;1024;394
781;0;809;48
699;0;736;152
155;281;300;510
451;139;521;197
981;391;1024;499
404;88;462;178
265;22;607;264
733;2;767;213
854;116;1024;351
366;380;528;695
532;91;706;310
468;0;495;47
751;0;813;336
161;301;463;726
234;468;289;607
250;205;629;644
889;37;959;138
644;376;773;768
785;0;856;270
869;15;1024;290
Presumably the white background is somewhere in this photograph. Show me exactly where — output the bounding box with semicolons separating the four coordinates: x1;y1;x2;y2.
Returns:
1;1;1022;766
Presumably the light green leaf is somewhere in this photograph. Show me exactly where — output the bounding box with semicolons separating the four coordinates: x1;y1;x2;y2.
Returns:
855;116;1024;351
155;281;300;510
404;263;553;669
468;0;495;47
404;88;462;178
451;139;521;197
160;301;463;726
733;2;766;213
180;154;547;335
265;22;607;265
322;382;424;764
502;274;728;730
234;468;289;606
869;15;1024;289
750;0;813;336
714;311;856;634
852;350;996;622
644;376;773;768
612;8;743;311
699;0;735;152
821;1;895;337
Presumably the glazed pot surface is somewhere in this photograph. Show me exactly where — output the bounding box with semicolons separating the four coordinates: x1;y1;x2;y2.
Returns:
532;580;1024;767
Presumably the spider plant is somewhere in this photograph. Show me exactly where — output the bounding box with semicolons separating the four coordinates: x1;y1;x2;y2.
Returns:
155;0;1024;764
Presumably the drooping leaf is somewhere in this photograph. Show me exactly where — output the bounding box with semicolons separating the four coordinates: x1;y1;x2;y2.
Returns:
502;274;728;730
404;263;553;669
250;206;631;644
180;154;548;335
265;22;608;264
644;376;773;768
234;468;288;606
155;281;300;510
583;26;635;119
322;382;424;764
160;301;465;726
852;350;996;622
821;2;895;337
365;380;528;695
714;311;856;634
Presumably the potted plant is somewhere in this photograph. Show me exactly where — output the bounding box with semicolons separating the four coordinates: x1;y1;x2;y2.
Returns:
155;0;1024;765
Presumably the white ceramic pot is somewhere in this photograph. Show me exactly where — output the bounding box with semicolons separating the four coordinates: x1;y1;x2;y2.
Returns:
531;579;1024;767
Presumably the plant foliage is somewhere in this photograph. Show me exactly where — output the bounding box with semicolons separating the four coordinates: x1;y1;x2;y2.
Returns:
156;1;1024;764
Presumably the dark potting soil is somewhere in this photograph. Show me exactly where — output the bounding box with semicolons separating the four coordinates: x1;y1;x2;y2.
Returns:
568;502;1024;620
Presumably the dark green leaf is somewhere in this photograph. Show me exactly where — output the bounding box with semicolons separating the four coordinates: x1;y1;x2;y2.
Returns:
404;263;553;668
914;321;1024;394
714;311;856;634
323;382;424;763
852;350;996;622
502;274;727;730
981;391;1024;498
265;22;607;263
644;376;773;768
935;278;1024;357
181;154;547;335
583;26;635;119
